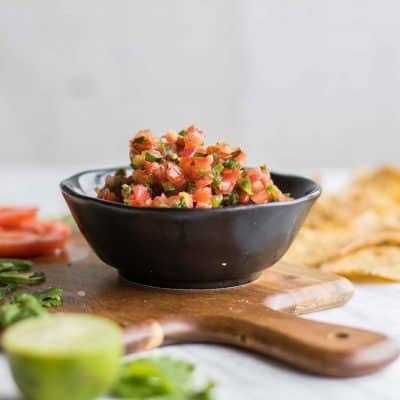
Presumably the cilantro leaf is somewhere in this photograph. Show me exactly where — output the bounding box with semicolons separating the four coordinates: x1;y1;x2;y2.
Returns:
110;356;215;399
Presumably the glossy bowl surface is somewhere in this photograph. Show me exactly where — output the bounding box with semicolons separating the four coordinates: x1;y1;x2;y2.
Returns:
60;167;320;289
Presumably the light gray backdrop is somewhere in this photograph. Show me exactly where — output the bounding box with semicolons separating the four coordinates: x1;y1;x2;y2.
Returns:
1;0;399;170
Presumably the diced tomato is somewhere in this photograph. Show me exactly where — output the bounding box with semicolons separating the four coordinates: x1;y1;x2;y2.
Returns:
163;130;178;144
130;130;157;153
98;188;117;202
166;162;186;187
216;168;240;195
126;185;151;207
232;149;247;166
251;190;272;204
193;187;212;208
132;169;153;185
248;167;263;182
0;220;71;258
251;180;265;194
179;145;197;158
195;179;213;189
152;194;169;207
206;143;232;160
0;207;38;229
100;124;291;208
179;155;213;181
184;125;205;147
239;191;251;204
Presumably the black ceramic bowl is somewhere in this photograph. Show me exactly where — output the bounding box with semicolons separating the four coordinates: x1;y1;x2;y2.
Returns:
61;167;320;289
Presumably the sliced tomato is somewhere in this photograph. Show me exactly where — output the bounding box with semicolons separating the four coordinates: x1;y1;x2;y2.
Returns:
0;207;38;229
0;221;71;258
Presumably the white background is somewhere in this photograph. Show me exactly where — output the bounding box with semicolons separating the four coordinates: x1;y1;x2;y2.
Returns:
1;1;400;170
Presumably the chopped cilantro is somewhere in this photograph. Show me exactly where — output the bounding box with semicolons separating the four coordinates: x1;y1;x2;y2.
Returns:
109;356;215;399
223;191;239;206
145;152;162;163
162;182;176;192
186;182;196;193
178;129;187;137
230;149;241;158
115;168;126;177
223;159;239;169
121;184;132;198
133;136;146;144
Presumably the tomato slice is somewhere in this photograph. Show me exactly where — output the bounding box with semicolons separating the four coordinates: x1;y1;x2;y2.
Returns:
0;207;38;229
0;221;71;258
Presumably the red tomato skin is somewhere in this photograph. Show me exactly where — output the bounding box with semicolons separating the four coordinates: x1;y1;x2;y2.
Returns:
239;191;251;204
0;207;38;229
195;179;213;189
0;221;71;258
184;125;205;146
152;194;168;207
179;145;197;158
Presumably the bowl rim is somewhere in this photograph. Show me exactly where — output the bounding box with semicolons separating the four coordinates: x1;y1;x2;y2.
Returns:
60;166;321;213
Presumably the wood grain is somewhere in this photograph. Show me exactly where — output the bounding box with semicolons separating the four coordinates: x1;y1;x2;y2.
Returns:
29;235;399;376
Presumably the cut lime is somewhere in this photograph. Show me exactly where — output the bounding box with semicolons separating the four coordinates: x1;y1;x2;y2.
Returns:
2;313;123;400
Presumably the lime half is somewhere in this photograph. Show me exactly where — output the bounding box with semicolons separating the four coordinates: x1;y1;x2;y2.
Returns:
2;313;123;400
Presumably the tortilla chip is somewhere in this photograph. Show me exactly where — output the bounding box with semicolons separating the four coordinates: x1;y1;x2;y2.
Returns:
304;166;400;231
321;245;400;281
284;227;400;267
285;165;400;281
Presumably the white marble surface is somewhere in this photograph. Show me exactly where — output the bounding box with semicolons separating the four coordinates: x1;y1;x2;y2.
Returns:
0;166;399;400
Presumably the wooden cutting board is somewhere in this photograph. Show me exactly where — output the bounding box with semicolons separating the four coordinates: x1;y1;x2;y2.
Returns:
31;235;399;377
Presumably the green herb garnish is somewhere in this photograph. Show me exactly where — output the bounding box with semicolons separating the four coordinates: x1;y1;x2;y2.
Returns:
162;182;176;192
121;184;132;198
223;191;239;206
223;159;239;170
178;129;187;137
115;168;126;177
230;149;241;158
211;164;224;188
133;136;146;144
145;152;162;163
109;356;215;399
239;178;253;195
194;152;207;158
186;182;196;194
266;184;278;200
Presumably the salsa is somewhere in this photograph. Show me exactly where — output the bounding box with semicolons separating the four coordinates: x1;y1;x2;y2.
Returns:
97;125;290;208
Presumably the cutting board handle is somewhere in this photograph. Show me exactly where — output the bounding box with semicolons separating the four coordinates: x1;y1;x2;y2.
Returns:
123;312;399;377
